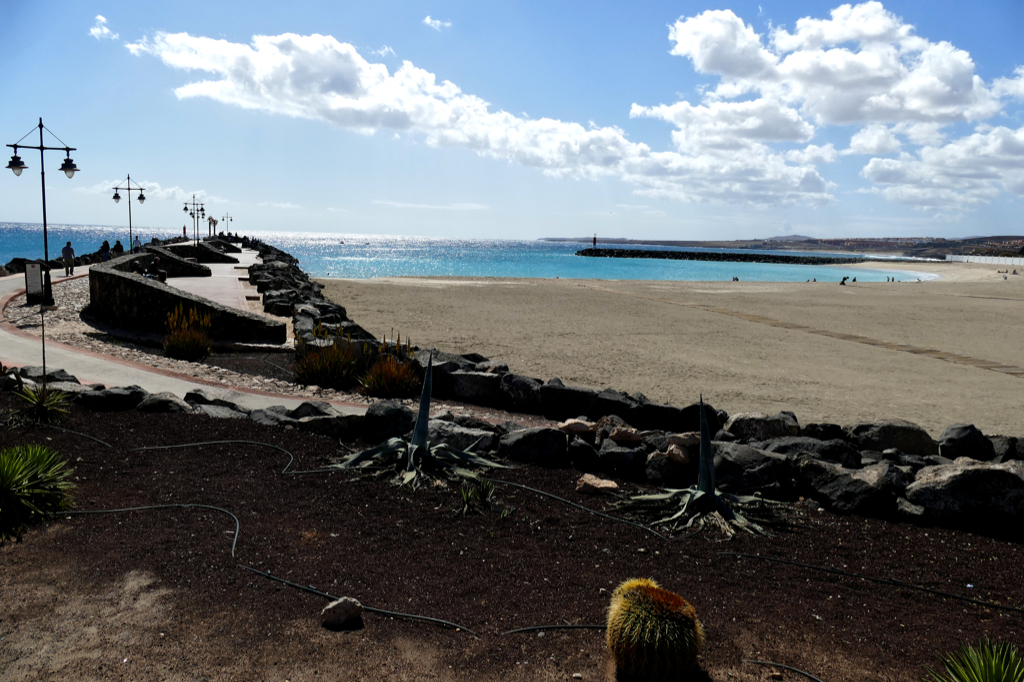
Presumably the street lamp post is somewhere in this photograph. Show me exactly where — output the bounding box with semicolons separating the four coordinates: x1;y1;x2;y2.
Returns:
221;213;233;238
183;195;205;248
111;175;146;255
6;118;80;306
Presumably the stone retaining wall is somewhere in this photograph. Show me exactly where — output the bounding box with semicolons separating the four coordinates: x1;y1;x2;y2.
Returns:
88;250;286;344
162;242;240;264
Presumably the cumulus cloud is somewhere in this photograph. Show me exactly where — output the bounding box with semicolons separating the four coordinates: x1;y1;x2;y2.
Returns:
125;30;831;206
124;2;1024;210
89;15;118;41
423;16;451;31
372;45;396;57
75;178;220;203
257;201;303;209
845;124;901;154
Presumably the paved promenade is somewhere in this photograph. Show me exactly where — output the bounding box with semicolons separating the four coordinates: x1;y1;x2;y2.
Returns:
0;261;362;415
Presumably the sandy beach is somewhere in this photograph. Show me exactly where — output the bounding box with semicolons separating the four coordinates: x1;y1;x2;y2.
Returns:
318;260;1024;437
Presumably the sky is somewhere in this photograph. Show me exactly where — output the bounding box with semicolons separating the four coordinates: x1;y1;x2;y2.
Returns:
1;1;1022;241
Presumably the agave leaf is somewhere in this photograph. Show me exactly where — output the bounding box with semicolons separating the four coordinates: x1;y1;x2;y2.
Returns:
401;469;419;486
696;395;715;495
336;438;407;468
429;443;508;469
411;353;432;450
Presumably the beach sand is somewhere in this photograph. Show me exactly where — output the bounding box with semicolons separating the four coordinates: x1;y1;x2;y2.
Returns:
318;261;1024;437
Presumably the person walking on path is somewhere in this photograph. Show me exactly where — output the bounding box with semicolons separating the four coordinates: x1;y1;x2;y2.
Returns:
132;236;142;254
61;241;76;276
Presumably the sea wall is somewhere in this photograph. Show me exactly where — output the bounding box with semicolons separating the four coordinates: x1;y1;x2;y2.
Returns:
577;248;869;266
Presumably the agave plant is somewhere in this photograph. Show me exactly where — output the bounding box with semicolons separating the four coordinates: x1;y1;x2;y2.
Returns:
614;396;768;537
334;354;508;489
16;384;71;423
927;638;1024;682
0;444;75;543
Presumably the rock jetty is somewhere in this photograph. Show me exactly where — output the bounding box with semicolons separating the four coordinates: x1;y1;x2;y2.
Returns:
576;247;869;265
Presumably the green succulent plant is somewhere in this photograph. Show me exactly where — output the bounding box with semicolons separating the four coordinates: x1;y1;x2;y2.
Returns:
926;638;1024;682
335;353;507;489
16;384;71;423
0;444;75;543
615;396;768;536
606;578;705;682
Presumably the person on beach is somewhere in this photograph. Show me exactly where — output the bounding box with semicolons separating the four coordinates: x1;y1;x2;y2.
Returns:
61;241;76;276
132;236;142;254
99;240;111;262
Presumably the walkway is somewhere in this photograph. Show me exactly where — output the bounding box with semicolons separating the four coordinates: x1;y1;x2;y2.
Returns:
166;247;265;313
0;267;363;415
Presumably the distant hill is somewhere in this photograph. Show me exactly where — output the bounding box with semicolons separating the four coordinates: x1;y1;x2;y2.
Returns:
764;235;813;241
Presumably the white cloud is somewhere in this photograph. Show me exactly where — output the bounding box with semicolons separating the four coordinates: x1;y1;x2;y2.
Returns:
785;143;838;164
257;201;303;209
861;125;1024;208
89;15;119;41
126;30;832;206
423;16;451;31
845;124;901;154
75;179;221;203
372;45;396;57
373;200;489;210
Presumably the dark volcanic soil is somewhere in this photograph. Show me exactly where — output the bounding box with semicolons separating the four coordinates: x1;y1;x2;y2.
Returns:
1;392;1022;681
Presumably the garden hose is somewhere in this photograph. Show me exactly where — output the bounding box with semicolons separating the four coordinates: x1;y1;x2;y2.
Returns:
63;503;476;634
744;660;827;682
721;552;1024;615
502;624;604;635
43;423;112;448
134;439;340;476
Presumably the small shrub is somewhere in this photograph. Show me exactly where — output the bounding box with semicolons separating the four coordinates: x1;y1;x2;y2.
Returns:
927;638;1024;682
294;341;362;389
16;385;71;422
360;355;421;398
606;578;705;682
163;304;212;361
0;444;75;543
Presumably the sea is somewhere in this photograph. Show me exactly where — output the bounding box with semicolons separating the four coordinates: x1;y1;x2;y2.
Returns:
0;222;940;282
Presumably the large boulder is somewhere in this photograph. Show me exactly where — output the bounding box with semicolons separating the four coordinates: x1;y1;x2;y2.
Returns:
645;452;692;487
448;371;505;408
712;442;792;495
18;366;80;384
78;385;149;412
630;400;722;435
724;411;799;441
539;380;600;421
248;405;300;428
801;423;846;441
288;400;338;420
498;427;568;467
793;458;911;517
938;424;995;461
905;459;1024;525
427;420;496;452
567;436;600;472
844;419;937;456
499;374;543;413
757;437;861;468
136;392;194;414
361;400;415;442
596;439;647;481
990;436;1021;462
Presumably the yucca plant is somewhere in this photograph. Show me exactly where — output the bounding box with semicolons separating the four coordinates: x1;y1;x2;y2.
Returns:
163;304;212;361
926;639;1024;682
0;444;75;543
614;396;768;536
360;355;421;398
335;354;508;489
15;384;71;423
606;578;705;681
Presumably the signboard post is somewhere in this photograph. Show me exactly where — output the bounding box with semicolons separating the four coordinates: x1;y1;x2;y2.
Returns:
25;263;44;305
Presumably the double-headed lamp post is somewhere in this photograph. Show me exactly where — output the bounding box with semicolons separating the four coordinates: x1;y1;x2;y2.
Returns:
183;195;205;247
111;175;146;254
6;118;80;306
221;213;233;237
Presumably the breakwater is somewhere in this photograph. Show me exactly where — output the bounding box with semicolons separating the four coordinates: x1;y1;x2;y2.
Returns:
576;248;868;266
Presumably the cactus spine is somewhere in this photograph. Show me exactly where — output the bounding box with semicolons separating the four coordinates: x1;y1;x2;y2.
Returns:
606;578;705;681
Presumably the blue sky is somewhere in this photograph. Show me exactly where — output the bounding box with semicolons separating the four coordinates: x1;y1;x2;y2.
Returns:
1;1;1022;240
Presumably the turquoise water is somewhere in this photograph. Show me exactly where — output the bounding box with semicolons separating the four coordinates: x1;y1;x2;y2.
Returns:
0;223;938;282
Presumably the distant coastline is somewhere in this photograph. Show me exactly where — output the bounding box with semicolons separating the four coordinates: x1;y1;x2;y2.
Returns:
575;247;881;266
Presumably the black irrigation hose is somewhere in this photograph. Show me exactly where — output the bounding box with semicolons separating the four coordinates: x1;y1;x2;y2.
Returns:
237;565;477;635
65;504;242;557
134;440;339;475
502;624;604;635
744;660;827;682
44;423;112;448
721;552;1024;615
481;476;703;543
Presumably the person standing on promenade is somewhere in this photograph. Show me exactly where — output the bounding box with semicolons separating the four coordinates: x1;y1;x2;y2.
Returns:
112;240;124;257
61;241;76;276
99;240;111;262
132;236;142;254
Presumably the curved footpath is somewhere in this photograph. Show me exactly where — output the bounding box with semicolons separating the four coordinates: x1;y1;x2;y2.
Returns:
0;269;365;416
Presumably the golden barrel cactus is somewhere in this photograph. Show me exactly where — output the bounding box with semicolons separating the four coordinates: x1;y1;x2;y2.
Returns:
606;578;705;681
